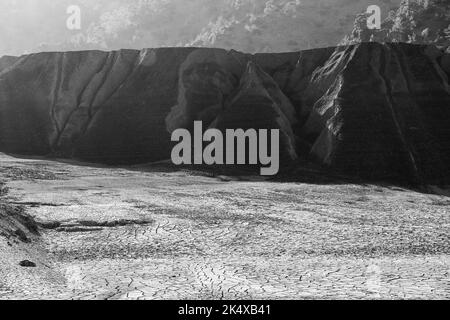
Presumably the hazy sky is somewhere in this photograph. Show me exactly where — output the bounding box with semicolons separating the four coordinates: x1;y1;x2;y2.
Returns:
0;0;402;56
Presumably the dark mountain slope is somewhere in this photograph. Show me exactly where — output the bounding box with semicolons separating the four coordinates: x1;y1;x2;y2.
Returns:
0;43;448;184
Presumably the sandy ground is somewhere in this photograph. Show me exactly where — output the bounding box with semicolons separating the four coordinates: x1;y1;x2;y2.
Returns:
0;153;449;300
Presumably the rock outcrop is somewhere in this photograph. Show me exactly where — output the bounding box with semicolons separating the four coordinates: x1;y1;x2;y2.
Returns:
0;43;449;184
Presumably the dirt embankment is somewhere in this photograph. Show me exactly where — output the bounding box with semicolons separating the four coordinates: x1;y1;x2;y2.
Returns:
0;182;39;244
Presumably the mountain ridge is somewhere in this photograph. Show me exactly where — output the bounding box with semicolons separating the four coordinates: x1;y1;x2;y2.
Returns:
0;42;449;185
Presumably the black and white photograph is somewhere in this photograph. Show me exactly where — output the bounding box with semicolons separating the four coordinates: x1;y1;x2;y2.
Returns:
0;0;449;306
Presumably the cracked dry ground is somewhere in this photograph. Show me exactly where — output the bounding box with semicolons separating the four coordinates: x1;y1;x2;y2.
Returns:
0;153;449;300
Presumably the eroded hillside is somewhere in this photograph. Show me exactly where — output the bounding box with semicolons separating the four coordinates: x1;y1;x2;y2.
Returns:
0;43;449;184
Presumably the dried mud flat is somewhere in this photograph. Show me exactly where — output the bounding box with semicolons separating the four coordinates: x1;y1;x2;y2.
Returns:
0;153;449;300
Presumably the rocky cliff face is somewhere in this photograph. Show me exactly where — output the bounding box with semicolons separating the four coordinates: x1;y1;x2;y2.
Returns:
0;43;449;184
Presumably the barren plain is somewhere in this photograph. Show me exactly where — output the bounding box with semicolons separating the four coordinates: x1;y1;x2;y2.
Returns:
0;152;448;300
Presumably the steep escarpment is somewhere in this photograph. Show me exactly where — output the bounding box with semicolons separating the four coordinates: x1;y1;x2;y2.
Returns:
166;49;299;163
0;48;197;163
211;61;298;162
0;43;449;184
301;43;450;184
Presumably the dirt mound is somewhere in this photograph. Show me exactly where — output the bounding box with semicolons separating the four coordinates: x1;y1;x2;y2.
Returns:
0;203;39;243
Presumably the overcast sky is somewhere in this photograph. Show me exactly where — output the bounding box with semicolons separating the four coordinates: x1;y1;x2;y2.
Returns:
0;0;402;57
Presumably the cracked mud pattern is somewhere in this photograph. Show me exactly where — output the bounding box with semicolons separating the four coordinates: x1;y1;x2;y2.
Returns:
0;154;449;300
